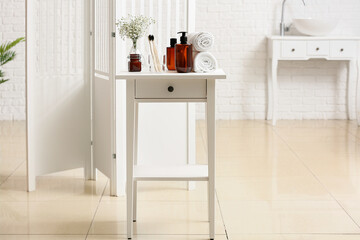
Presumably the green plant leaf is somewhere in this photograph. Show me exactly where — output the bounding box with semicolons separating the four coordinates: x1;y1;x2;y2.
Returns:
0;51;16;66
0;37;25;54
0;79;9;85
0;37;25;85
0;69;8;85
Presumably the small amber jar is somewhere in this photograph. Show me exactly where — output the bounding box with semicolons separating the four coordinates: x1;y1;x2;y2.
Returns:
128;54;141;72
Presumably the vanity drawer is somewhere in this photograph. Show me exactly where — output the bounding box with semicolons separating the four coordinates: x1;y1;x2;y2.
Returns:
307;41;329;56
135;79;207;99
281;41;306;58
330;41;357;58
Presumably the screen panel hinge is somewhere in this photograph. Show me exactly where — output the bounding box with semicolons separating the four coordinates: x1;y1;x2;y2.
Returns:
90;31;93;36
113;153;116;159
112;32;116;38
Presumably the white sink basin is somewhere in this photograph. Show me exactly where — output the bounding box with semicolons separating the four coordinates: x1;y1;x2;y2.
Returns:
293;18;338;36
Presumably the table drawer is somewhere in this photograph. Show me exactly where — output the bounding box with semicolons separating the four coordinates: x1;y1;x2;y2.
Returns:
330;41;357;58
281;41;306;58
307;41;329;56
135;79;207;99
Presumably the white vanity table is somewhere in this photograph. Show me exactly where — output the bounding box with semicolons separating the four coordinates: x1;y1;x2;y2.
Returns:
267;36;360;126
117;69;226;240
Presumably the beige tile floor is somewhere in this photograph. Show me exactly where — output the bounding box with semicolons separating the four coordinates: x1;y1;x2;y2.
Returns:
1;120;360;240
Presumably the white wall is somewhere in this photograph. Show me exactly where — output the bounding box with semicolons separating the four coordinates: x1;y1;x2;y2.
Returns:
196;0;360;120
0;0;25;120
2;0;360;120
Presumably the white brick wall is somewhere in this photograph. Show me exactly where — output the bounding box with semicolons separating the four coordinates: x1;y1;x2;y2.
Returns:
2;0;360;120
196;0;360;120
0;0;25;120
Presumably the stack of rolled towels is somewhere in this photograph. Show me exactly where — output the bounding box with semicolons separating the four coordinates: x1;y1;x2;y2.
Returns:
188;32;217;73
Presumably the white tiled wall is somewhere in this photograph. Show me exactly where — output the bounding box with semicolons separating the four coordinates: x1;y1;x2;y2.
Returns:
2;0;360;120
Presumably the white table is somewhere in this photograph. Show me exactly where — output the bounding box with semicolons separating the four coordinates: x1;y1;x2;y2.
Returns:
118;70;226;240
267;36;360;126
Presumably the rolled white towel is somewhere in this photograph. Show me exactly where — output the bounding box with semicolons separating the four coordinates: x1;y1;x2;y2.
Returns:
194;52;218;73
188;32;214;52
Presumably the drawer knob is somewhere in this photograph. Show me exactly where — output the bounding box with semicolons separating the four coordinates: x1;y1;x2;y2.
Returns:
316;47;320;51
291;48;295;52
340;48;344;52
168;86;174;92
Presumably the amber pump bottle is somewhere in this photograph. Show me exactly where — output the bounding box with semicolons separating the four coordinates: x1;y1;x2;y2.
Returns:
166;38;177;71
175;32;193;73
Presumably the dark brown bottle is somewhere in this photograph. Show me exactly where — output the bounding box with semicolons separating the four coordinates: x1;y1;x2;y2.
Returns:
166;38;177;70
175;32;193;73
128;54;141;72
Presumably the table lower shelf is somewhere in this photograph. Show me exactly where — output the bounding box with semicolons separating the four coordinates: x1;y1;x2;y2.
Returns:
133;165;208;181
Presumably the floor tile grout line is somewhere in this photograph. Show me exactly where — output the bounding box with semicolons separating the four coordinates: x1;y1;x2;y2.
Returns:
326;120;360;229
272;124;360;230
85;179;109;240
198;121;230;239
215;190;230;240
0;160;25;187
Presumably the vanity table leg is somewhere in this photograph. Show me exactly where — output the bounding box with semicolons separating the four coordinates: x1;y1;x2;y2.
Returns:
207;79;216;240
272;59;279;126
267;58;273;120
356;60;360;126
126;79;135;239
348;60;356;120
133;102;139;222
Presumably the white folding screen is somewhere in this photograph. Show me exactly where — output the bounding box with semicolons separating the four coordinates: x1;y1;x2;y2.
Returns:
26;0;91;190
94;0;110;75
26;0;196;195
91;0;118;195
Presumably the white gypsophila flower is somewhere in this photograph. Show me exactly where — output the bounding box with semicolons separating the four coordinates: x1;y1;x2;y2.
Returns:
116;15;155;48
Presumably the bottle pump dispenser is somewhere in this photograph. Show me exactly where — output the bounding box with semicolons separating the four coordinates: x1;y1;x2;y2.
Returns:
175;31;193;73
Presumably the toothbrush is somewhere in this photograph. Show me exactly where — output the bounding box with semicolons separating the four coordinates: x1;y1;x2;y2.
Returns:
148;55;152;72
148;35;157;71
148;35;158;72
163;55;166;71
152;36;162;72
148;35;162;72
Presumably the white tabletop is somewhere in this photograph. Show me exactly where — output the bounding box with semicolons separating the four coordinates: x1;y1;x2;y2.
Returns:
116;69;226;80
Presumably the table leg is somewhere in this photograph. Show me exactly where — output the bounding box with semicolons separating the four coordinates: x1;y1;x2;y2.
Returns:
133;102;138;222
348;60;356;120
207;79;216;240
272;59;279;126
267;58;273;120
127;79;135;239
